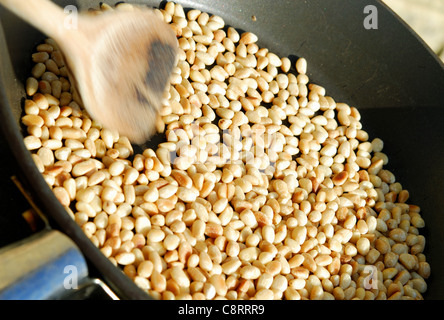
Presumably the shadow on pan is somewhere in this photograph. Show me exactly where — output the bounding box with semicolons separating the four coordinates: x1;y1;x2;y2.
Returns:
0;0;443;299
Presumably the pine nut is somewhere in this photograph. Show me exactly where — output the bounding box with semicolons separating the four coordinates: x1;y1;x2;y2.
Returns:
115;252;136;266
240;265;261;280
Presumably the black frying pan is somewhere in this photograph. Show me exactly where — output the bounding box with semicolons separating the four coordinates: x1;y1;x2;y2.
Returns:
1;0;443;300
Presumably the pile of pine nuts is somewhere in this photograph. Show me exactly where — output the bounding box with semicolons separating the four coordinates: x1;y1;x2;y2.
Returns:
21;1;430;300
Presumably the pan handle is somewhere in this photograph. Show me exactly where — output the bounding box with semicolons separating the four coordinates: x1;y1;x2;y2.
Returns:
0;229;118;300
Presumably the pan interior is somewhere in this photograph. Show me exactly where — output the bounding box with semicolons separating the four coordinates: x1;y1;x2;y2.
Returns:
1;0;443;299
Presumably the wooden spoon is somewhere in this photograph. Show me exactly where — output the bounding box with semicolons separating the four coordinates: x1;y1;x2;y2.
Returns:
0;0;178;144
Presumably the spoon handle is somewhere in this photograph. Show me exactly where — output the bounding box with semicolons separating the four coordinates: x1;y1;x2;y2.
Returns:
0;0;68;42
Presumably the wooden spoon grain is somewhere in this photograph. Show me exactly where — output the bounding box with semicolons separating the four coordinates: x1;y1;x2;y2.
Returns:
0;0;178;144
